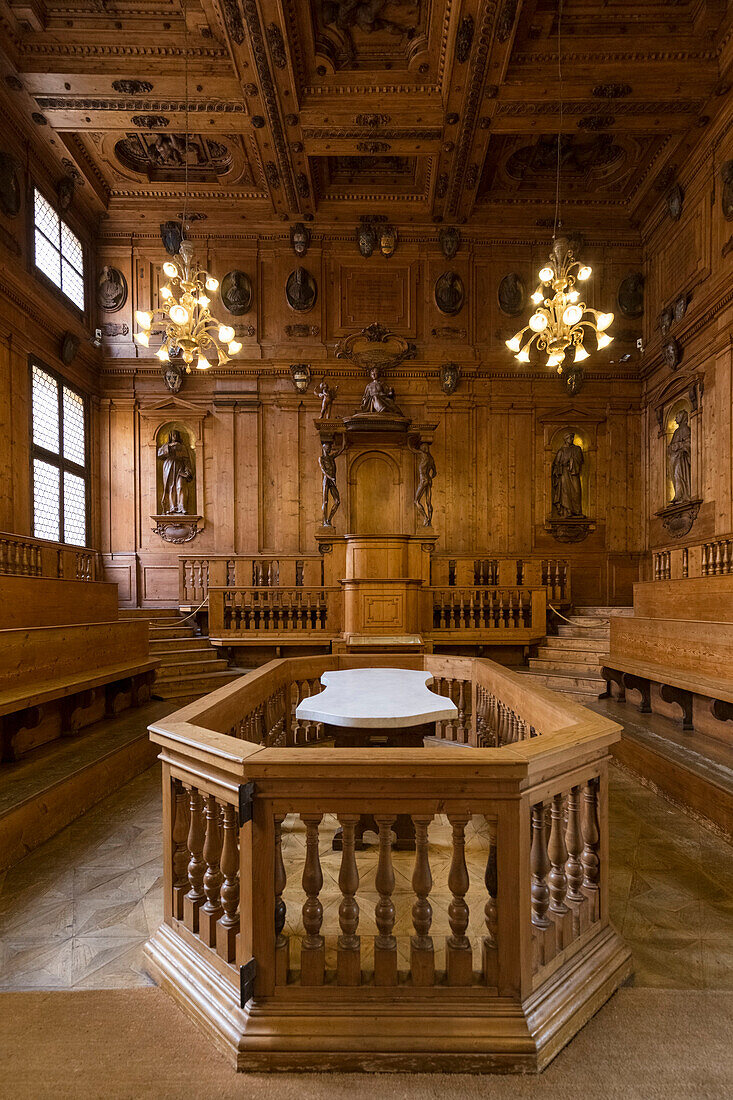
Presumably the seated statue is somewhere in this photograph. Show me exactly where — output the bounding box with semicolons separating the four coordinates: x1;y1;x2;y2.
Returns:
359;367;404;417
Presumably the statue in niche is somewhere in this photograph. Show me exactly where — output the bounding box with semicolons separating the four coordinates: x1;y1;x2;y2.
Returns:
158;429;194;515
551;430;584;518
668;410;691;504
319;437;347;528
359;366;404;416
409;440;437;527
315;378;338;418
286;266;317;312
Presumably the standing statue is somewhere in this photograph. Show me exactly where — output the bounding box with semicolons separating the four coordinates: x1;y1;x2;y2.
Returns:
314;378;338;419
319;437;347;528
359;366;404;416
668;410;691;503
410;440;437;527
551;430;584;517
158;429;194;515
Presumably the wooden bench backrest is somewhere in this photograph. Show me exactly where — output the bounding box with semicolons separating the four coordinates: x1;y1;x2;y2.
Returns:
610;616;733;676
633;577;733;623
0;620;149;689
0;576;119;629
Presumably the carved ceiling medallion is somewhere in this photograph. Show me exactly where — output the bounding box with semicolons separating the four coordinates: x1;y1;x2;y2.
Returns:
114;134;232;181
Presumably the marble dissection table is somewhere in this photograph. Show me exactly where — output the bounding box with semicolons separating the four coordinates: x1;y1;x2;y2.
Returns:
296;667;458;849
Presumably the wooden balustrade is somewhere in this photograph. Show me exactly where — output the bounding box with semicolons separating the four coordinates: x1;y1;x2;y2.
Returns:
429;586;546;643
649;537;733;581
431;556;569;603
0;531;100;581
179;555;324;604
145;653;629;1072
208;586;342;640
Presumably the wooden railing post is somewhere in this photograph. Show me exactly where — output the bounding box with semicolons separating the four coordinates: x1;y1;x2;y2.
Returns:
496;795;532;999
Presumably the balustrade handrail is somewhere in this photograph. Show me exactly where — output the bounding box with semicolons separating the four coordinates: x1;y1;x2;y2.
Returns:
0;530;101;580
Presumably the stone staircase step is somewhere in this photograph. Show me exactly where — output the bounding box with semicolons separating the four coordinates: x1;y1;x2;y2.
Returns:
155;658;231;679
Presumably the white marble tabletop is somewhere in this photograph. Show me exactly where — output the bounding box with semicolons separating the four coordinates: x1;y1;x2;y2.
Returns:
295;667;458;728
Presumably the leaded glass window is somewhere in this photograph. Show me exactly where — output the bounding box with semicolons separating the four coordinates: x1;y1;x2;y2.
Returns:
33;189;85;310
30;362;89;546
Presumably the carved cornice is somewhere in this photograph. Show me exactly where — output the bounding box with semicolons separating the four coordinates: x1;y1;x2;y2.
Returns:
446;2;497;216
301;128;442;141
494;100;704;118
19;44;229;60
35;97;247;114
242;0;298;212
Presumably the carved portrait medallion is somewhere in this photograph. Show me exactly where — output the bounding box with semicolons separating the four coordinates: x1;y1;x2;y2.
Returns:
617;272;644;319
96;266;128;313
221;270;253;315
286;267;317;312
497;272;526;316
667;183;684;221
434;271;465;316
290;222;310;256
0;151;21;218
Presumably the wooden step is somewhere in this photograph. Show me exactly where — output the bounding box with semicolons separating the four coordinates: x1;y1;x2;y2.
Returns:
149;635;209;652
529;657;604;676
148;626;197;640
155;658;231;679
536;644;609;661
152;669;250;700
556;624;610;639
547;632;611;649
519;668;607;695
153;646;221;665
120;608;180;618
575;606;634;617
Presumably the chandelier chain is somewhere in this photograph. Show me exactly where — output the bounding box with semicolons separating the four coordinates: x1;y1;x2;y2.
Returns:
554;0;564;239
181;0;189;237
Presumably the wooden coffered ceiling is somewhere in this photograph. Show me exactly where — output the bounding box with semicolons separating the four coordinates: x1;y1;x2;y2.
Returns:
0;0;731;233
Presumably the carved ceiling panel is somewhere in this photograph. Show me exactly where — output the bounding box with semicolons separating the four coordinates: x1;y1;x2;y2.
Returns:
0;0;728;230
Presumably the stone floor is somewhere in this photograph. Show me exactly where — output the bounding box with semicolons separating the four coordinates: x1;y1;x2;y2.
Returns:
0;756;732;991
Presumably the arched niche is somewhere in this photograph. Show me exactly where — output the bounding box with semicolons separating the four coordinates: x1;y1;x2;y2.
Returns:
155;421;197;516
348;450;404;534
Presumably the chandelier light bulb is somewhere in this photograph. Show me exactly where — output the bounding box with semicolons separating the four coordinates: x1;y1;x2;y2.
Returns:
547;352;564;367
135;310;152;329
505;335;522;352
578;265;592;280
134;331;149;347
156;345;170;362
227;340;242;354
529;311;549;332
196;355;211;371
218;324;235;344
531;289;545;305
538;266;554;283
205;276;219;292
596;312;614;331
597;332;613;349
562;304;583;326
568;290;580;302
160;286;172;300
574;345;590;362
197;294;210;309
169;303;190;325
515;348;531;364
163;261;178;278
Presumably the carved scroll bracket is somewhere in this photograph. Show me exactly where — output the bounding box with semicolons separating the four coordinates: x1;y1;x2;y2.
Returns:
654;499;702;539
151;514;203;544
544;516;596;543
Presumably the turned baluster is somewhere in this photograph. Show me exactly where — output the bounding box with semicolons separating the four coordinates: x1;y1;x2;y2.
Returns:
457;680;467;743
171;779;190;919
483;819;499;986
216;803;240;962
273;813;289;982
723;541;731;574
198;796;224;946
682;547;689;578
410;814;435;985
300;814;325;984
446;813;472;985
498;589;505;626
530;803;551;930
374;816;397;985
183;787;207;933
336;814;361;985
548;792;571;948
581;779;601;921
564;784;584;918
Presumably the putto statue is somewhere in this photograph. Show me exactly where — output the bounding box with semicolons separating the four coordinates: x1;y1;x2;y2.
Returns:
359;366;404;417
319;437;347;527
668;409;691;503
551;430;584;517
410;440;437;527
158;429;193;515
315;378;338;419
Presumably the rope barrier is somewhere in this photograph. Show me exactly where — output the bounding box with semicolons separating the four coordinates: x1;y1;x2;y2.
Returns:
548;605;610;628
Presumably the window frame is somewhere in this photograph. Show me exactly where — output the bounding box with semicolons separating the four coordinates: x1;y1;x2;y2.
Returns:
30;185;86;316
29;358;91;548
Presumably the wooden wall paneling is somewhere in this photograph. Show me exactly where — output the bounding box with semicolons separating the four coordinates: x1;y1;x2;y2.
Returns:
233;398;261;555
261;396;301;553
0;332;14;532
212;402;236;554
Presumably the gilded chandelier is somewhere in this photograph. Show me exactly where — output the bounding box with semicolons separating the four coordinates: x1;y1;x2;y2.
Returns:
134;240;241;371
505;237;613;374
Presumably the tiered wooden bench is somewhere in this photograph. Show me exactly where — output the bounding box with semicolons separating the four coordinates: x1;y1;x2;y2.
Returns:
602;590;733;732
0;575;157;762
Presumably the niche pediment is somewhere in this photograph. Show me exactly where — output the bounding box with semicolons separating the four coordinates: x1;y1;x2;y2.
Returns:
137;397;209;444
